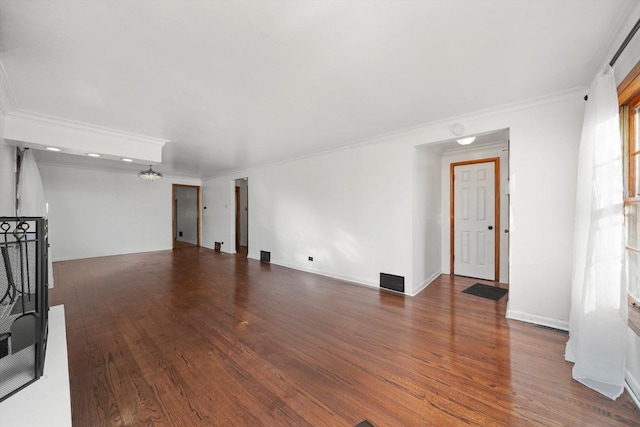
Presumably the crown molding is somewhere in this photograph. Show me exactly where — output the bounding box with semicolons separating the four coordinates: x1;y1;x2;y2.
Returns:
588;1;640;83
202;87;585;181
35;157;201;183
0;59;167;164
1;58;166;148
7;109;168;147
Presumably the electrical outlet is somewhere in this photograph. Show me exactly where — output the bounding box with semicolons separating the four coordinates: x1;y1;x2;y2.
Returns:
308;256;313;261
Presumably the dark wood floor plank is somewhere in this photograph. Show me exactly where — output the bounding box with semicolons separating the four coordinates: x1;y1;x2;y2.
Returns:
49;247;640;426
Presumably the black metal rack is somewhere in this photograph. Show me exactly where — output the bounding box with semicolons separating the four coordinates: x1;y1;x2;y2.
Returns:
0;217;49;402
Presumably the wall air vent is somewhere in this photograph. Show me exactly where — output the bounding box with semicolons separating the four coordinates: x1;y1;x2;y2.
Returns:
260;251;271;263
380;273;405;293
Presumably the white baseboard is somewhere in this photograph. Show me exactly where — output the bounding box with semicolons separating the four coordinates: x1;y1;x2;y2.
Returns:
626;371;640;410
408;271;441;296
506;309;569;331
262;257;380;290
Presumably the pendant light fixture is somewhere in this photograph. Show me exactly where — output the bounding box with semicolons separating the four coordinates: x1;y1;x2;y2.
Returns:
138;165;163;181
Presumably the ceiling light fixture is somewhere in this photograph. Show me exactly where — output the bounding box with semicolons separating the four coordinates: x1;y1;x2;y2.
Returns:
45;147;61;152
121;158;133;162
456;136;476;145
138;165;163;181
86;153;100;157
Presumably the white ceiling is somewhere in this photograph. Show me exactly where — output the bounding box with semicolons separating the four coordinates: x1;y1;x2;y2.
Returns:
0;0;636;178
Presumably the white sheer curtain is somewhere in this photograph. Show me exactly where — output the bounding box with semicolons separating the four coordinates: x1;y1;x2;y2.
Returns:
16;149;54;286
565;65;627;399
17;149;46;217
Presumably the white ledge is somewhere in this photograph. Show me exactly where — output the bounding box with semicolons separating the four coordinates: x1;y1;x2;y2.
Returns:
3;110;167;165
0;305;71;427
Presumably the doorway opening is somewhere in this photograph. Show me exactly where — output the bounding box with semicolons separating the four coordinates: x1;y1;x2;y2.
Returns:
172;184;201;249
235;178;248;256
439;129;509;285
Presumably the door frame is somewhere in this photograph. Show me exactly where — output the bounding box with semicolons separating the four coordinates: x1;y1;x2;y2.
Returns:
450;157;500;281
235;185;241;251
172;184;202;248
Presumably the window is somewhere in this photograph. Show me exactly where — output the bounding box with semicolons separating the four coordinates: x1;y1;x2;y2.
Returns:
618;60;640;310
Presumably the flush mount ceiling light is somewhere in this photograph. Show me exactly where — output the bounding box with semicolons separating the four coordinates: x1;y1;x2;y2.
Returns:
121;158;133;162
138;165;163;181
86;153;100;157
45;147;61;152
456;136;476;145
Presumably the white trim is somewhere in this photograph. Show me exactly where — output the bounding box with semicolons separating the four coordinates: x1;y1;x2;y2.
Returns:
441;140;509;156
251;255;380;291
202;87;585;181
7;109;168;146
593;1;640;82
50;247;174;263
247;255;440;297
625;375;640;411
36;159;202;182
408;271;441;296
506;309;569;331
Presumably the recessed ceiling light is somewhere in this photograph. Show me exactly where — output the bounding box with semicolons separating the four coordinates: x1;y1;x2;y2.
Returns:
121;158;133;162
87;153;100;158
46;147;61;152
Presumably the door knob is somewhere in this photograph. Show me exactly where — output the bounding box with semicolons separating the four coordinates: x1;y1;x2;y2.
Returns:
488;226;493;230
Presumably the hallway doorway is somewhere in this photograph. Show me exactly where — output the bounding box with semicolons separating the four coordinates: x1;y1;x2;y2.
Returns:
172;184;201;248
235;178;248;255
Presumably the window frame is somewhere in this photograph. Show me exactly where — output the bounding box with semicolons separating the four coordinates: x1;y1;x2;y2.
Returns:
618;60;640;317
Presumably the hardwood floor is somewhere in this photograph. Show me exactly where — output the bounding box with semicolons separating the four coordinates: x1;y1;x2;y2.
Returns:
49;248;640;426
173;239;197;249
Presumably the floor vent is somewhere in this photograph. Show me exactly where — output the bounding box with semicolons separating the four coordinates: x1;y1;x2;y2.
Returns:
380;273;404;293
260;250;271;263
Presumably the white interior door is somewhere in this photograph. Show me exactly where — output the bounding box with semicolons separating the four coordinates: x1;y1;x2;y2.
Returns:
453;161;496;280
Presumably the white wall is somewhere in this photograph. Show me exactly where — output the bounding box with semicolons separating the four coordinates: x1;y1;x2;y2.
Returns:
506;101;583;328
203;138;413;290
0;118;16;216
175;185;198;244
440;142;510;284
411;145;442;295
202;92;584;308
407;96;584;329
39;163;200;261
202;178;234;252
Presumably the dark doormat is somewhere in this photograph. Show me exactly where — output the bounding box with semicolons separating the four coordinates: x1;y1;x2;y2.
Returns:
10;294;37;315
462;283;508;301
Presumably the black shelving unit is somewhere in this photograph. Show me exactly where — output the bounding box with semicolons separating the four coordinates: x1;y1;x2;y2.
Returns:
0;217;49;402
